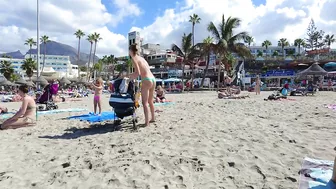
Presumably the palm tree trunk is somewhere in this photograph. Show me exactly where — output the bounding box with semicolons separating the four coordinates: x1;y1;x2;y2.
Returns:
41;43;46;74
77;38;81;78
93;42;97;80
192;24;195;46
29;45;32;58
298;45;301;56
200;53;210;88
217;60;221;91
87;43;93;81
181;62;185;92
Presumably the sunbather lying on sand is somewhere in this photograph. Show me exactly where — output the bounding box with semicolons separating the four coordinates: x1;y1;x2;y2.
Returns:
0;105;8;114
264;94;287;101
218;91;249;99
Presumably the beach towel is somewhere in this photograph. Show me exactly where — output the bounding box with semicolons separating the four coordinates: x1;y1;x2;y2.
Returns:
154;102;175;106
326;104;336;111
37;108;87;115
67;111;117;123
0;112;15;119
299;157;335;189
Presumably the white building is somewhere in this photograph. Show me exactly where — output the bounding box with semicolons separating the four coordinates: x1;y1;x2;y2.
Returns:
27;54;78;78
0;54;78;78
0;57;25;77
128;31;141;54
249;45;298;57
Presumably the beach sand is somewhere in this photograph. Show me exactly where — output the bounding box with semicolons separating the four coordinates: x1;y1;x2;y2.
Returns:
0;91;335;189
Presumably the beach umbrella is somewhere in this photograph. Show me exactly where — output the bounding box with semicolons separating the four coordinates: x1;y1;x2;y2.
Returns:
60;77;71;85
15;77;27;85
0;78;13;86
164;78;182;83
297;62;327;78
77;77;88;85
26;81;36;87
36;76;48;83
324;62;336;68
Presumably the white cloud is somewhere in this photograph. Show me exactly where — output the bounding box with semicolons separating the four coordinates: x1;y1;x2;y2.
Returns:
0;0;335;59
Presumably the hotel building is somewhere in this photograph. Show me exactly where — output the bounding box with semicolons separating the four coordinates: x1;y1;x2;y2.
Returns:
0;54;78;78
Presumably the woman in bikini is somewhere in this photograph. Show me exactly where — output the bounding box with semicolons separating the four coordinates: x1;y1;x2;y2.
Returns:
128;43;155;126
1;84;36;130
0;105;8;114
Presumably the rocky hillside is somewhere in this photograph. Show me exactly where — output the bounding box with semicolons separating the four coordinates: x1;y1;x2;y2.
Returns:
2;41;98;65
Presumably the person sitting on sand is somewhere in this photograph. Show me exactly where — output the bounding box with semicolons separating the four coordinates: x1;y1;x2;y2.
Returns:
156;85;166;103
1;84;36;130
0;105;8;114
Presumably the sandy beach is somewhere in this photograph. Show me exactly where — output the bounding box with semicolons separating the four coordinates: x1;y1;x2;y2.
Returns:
0;91;335;189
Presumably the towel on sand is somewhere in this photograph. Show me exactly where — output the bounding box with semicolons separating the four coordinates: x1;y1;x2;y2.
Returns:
326;104;336;111
154;102;175;106
67;111;117;123
37;108;87;115
299;157;335;189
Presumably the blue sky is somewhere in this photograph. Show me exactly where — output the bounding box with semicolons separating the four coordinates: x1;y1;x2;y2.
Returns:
103;0;267;36
103;0;177;35
0;0;334;56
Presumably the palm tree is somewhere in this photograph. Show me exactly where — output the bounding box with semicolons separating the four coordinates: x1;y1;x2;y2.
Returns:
294;38;305;56
40;35;50;74
262;40;272;57
225;52;236;74
21;58;37;81
172;33;201;91
199;36;214;88
207;14;251;91
189;14;201;46
324;34;335;48
92;32;102;80
86;34;95;81
10;74;20;82
102;54;117;79
24;38;37;58
0;59;14;80
278;38;289;57
74;29;85;77
244;36;254;47
93;59;103;77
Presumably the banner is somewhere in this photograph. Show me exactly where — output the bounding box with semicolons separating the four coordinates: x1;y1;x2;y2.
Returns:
306;48;330;55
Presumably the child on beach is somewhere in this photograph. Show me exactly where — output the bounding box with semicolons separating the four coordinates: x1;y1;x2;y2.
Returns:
91;78;103;115
255;75;261;95
156;85;166;103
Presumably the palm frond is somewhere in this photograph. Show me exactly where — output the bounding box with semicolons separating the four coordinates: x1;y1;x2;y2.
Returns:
207;22;221;42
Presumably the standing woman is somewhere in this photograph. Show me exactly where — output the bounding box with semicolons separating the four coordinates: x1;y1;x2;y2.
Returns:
255;75;261;95
1;84;36;130
128;44;155;126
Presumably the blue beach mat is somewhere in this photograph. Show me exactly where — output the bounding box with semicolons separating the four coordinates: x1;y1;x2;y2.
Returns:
1;109;88;120
38;108;87;115
299;157;335;189
154;102;175;106
0;112;15;119
67;111;117;123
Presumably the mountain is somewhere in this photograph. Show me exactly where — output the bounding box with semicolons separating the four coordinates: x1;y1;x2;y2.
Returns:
0;50;24;59
26;41;98;65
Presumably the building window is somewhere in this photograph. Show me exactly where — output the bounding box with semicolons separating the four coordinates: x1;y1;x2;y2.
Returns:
132;39;135;44
129;40;132;46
